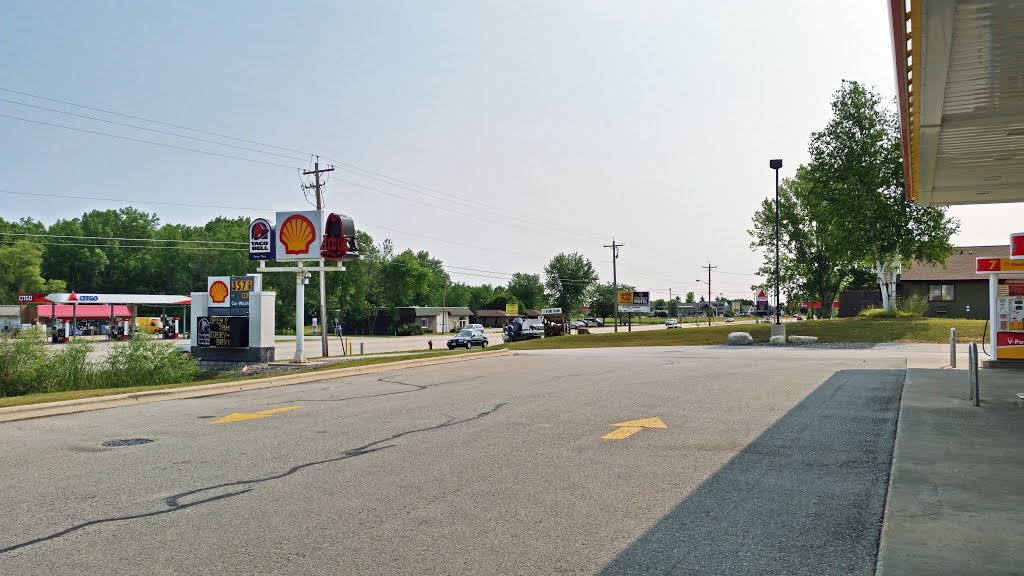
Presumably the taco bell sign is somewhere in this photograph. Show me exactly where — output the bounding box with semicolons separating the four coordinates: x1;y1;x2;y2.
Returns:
248;218;275;261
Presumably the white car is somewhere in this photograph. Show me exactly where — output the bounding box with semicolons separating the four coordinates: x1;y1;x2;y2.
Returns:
666;319;682;329
725;317;735;323
466;323;485;332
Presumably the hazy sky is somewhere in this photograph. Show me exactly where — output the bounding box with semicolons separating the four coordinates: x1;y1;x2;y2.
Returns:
2;1;1022;300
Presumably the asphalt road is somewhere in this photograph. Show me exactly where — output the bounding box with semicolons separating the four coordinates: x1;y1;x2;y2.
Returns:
0;345;906;575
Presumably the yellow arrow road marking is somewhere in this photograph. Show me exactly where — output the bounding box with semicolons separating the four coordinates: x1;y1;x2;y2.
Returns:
602;426;644;440
212;405;303;424
611;417;667;429
602;416;667;440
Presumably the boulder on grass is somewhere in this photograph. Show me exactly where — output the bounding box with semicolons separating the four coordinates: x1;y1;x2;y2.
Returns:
788;335;819;344
769;335;786;345
727;332;754;346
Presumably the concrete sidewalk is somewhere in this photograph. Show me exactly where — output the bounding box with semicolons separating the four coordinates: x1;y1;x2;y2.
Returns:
877;366;1024;575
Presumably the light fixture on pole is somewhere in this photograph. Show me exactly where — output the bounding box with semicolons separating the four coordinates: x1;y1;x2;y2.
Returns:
769;159;783;325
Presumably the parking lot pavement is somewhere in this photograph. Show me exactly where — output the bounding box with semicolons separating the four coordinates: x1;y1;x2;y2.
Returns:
0;346;907;575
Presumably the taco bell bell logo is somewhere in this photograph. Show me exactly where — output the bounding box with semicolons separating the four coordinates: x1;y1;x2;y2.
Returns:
248;218;275;261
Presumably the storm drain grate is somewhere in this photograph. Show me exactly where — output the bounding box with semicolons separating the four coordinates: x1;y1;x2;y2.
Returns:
102;438;154;447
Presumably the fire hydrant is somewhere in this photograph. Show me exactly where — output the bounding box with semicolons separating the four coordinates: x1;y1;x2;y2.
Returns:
428;339;433;350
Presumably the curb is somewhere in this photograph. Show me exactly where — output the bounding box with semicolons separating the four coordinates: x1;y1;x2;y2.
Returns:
0;349;512;423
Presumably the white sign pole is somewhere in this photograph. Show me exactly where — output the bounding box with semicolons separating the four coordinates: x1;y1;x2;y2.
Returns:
294;262;305;363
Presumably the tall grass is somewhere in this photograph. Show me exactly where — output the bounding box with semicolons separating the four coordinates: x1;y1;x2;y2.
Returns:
0;330;200;398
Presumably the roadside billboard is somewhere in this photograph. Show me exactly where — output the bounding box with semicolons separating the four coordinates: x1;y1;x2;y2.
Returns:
618;291;650;313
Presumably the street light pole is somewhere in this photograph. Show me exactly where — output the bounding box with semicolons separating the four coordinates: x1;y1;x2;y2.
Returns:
770;159;783;325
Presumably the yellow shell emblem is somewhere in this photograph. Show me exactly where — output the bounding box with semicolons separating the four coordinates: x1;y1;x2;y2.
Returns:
280;214;316;255
209;281;229;303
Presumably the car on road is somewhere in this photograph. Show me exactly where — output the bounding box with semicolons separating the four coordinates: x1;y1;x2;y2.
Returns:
583;318;604;327
570;320;586;329
466;323;484;333
448;329;488;349
666;319;682;329
725;317;734;323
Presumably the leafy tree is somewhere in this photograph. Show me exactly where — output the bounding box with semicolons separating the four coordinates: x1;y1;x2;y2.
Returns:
667;297;680;317
685;291;695;303
589;281;634;321
807;80;958;310
506;273;546;310
750;166;849;318
543;253;598;316
0;242;47;301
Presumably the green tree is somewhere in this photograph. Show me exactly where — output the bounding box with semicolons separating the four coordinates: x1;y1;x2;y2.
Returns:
807;80;958;311
589;281;634;322
0;242;46;301
685;291;695;303
667;297;680;317
506;273;546;310
544;253;598;315
750;165;849;318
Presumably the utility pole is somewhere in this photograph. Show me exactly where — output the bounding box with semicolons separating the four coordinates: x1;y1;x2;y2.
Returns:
604;238;623;332
304;156;334;359
702;262;717;327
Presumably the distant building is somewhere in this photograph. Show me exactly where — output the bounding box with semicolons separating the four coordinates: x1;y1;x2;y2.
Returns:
475;308;541;327
346;306;473;335
0;305;19;330
897;245;1007;319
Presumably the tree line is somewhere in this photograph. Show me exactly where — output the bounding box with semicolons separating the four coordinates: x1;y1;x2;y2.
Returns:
749;80;959;315
0;210;645;331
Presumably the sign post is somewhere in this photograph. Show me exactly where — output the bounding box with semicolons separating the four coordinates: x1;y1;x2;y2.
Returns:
251;212;358;363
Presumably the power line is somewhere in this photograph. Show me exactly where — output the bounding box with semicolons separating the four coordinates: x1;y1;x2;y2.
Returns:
0;189;530;257
0;113;304;170
0;97;310;164
0;239;246;252
1;86;604;243
0;86;312;156
0;231;246;245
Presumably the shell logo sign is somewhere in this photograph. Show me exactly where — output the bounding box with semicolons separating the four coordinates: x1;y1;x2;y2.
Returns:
274;211;323;261
209;280;229;303
280;214;316;254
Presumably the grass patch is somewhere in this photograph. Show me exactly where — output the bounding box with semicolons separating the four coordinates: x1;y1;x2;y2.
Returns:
0;347;493;408
502;316;987;351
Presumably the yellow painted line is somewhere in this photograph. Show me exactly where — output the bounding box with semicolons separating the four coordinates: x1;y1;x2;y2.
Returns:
611;417;667;429
602;426;643;440
602;416;668;441
212;405;303;424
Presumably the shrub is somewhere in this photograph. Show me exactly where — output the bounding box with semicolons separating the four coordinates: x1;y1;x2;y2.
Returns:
0;328;48;397
860;308;915;319
395;323;424;336
0;330;199;397
101;333;200;388
897;294;929;317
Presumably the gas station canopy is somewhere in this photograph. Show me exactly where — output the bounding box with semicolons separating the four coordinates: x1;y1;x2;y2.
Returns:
889;1;1024;206
19;293;191;305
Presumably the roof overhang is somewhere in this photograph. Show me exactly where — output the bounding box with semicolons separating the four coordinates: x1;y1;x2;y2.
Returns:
890;0;1024;206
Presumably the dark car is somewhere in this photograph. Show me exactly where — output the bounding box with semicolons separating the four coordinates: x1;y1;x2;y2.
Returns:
448;329;488;350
